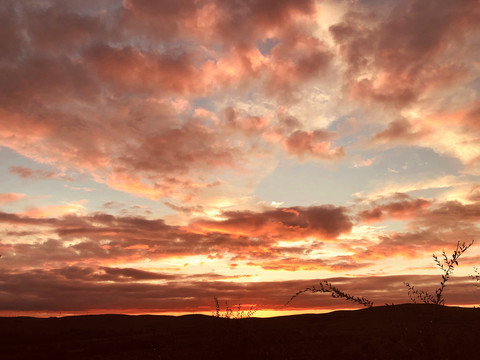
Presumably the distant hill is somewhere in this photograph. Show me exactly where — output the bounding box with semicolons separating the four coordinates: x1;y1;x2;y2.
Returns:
2;304;480;359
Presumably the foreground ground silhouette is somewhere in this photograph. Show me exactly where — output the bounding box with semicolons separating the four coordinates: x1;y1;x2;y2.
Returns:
2;304;480;359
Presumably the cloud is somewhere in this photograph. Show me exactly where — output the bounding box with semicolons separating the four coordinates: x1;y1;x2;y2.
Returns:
0;0;343;204
64;185;96;192
283;130;345;160
413;102;480;172
0;5;23;61
84;44;205;96
330;0;479;107
52;265;179;282
121;0;330;98
116;120;238;175
3;197;476;272
354;175;467;200
0;193;26;205
120;0;203;41
164;202;206;215
9;166;72;181
369;118;430;145
0;193;476;272
352;158;374;168
351;229;476;260
247;256;368;272
206;0;317;45
222;107;270;135
22;201;88;218
467;185;480;202
358;193;432;223
263;31;332;100
0;271;477;313
415;200;480;228
463;102;480;131
350;195;480;260
0;204;352;271
190;205;353;240
23;4;108;53
0;194;478;314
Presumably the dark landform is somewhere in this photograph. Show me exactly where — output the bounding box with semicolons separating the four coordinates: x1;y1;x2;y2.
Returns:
2;304;479;359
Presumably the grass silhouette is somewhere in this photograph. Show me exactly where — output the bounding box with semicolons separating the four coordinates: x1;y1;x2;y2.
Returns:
213;297;258;319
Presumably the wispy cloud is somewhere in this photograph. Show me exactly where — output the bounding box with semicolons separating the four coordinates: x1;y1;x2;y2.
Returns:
0;192;26;205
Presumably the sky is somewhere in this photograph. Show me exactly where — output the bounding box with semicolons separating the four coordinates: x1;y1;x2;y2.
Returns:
1;0;480;317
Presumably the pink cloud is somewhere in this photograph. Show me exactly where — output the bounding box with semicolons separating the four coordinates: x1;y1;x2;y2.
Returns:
222;107;270;135
84;44;205;96
0;193;26;205
116;120;238;174
370;118;430;145
351;195;480;260
121;0;202;41
24;5;107;53
0;1;341;203
264;31;332;100
283;130;345;160
8;166;73;181
330;0;480;107
0;5;23;61
210;0;317;44
417;200;480;227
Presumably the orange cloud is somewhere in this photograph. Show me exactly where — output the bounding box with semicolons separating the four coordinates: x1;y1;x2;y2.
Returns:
190;205;352;240
247;256;368;272
0;270;477;313
0;204;350;270
22;201;88;218
358;194;432;223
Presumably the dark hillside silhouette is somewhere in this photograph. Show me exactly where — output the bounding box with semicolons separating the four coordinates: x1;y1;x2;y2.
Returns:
2;304;480;359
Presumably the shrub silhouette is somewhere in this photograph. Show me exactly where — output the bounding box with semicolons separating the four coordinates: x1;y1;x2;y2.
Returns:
213;297;258;319
287;240;475;309
286;279;374;308
404;240;474;305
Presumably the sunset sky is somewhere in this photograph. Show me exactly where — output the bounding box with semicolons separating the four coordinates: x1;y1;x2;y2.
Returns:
1;0;480;317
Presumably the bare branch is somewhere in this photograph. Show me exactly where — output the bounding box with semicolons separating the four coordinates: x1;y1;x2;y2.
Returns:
286;280;373;308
